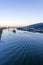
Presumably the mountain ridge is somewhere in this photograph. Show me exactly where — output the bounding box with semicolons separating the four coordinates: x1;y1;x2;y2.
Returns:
17;23;43;33
26;23;43;29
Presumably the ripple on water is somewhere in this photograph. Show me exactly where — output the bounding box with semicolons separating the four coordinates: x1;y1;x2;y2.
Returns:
0;29;43;65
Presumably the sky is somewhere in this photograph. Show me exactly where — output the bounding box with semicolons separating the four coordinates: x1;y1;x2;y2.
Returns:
0;0;43;27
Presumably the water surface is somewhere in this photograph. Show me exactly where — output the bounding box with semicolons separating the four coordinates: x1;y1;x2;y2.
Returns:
0;29;43;65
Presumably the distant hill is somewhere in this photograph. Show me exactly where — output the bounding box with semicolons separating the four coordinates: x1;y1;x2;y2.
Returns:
17;23;43;33
26;23;43;29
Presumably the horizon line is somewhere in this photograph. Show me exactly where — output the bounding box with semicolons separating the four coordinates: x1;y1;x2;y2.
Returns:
0;22;43;27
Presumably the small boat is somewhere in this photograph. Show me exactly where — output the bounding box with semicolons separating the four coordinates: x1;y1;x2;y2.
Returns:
13;30;16;33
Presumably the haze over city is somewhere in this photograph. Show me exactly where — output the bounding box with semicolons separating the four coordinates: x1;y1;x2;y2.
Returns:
0;0;43;27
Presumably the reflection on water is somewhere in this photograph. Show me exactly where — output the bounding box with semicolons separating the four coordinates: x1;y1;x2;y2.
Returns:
0;29;43;65
0;29;3;42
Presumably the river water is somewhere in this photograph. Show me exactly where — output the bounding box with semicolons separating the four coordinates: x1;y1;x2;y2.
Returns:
0;29;43;65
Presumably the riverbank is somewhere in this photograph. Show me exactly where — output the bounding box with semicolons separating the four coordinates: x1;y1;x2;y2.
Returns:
17;27;43;33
